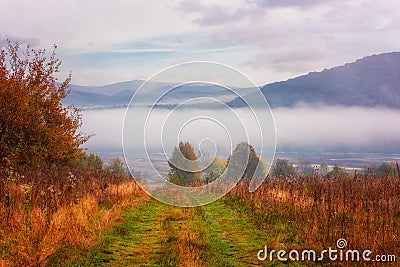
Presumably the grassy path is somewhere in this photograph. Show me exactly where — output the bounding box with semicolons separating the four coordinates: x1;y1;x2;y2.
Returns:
60;198;282;266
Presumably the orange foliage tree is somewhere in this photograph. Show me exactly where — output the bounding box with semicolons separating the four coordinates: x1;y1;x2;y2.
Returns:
0;42;90;166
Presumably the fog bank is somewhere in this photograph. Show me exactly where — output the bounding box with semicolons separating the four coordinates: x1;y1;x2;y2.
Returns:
80;105;400;154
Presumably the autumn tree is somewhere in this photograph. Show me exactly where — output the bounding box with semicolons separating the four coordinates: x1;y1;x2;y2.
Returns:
202;156;226;183
75;153;103;171
168;141;201;185
327;165;346;178
106;157;126;175
226;142;265;181
297;157;309;174
270;158;296;178
0;42;89;166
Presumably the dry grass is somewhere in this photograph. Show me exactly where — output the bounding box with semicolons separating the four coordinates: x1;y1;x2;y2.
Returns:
0;165;147;267
176;228;205;267
158;207;206;267
228;173;400;256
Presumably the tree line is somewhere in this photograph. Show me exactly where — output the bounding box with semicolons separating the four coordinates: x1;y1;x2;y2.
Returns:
167;142;400;186
168;141;268;186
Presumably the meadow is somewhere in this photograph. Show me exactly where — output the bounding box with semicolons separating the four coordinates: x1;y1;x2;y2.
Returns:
0;164;146;266
1;165;399;266
228;174;400;262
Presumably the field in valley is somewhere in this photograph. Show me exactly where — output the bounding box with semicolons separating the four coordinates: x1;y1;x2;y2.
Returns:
1;167;399;267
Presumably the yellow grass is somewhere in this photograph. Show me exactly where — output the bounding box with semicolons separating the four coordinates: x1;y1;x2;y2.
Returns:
0;166;147;267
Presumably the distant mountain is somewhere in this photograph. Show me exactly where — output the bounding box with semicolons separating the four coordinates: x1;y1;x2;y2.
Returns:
63;80;159;107
64;52;400;109
63;80;245;108
228;52;400;108
64;90;113;106
67;80;145;96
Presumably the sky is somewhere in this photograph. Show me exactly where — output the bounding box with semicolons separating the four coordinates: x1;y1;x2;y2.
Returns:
1;0;400;86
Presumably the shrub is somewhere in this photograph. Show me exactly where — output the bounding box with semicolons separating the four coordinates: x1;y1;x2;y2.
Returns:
226;142;264;181
75;153;104;171
0;42;90;167
270;158;296;178
168;141;200;185
106;157;126;176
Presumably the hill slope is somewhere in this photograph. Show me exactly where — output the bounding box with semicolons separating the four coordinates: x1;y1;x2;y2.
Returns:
229;52;400;108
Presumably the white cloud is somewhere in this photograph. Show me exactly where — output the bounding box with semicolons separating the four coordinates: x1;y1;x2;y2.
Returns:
0;0;198;51
250;0;335;9
246;46;333;73
176;0;400;82
0;34;39;47
1;0;399;85
178;0;262;25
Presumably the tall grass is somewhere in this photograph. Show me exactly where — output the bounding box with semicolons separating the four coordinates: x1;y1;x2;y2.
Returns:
0;164;146;266
228;173;400;256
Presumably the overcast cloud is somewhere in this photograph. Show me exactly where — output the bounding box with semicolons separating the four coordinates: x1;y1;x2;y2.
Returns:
1;0;399;86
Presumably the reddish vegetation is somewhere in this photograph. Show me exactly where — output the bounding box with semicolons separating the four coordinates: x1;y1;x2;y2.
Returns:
0;42;147;267
0;42;89;166
228;173;400;259
0;165;146;266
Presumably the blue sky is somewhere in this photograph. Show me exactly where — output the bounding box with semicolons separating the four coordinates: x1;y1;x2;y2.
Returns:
1;0;400;86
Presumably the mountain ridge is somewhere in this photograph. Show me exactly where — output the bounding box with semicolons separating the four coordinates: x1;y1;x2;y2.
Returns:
228;52;400;108
64;52;400;109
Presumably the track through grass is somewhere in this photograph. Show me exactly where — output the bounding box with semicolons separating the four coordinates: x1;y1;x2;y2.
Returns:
59;198;289;266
